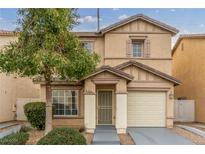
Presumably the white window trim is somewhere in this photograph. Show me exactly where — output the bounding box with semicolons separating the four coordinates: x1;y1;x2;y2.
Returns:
52;89;79;117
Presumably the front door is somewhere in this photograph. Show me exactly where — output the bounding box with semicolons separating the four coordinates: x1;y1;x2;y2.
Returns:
97;90;113;125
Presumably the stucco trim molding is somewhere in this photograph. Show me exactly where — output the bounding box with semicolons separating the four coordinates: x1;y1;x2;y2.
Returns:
91;78;119;84
83;91;96;95
166;116;174;119
81;65;134;81
51;86;82;90
115;60;181;86
53;116;84;119
127;87;170;91
104;57;172;60
115;91;128;94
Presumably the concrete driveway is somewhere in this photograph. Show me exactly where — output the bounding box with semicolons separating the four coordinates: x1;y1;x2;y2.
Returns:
128;128;194;145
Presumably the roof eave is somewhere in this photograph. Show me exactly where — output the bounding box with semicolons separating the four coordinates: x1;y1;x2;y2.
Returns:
115;60;181;86
100;14;179;35
81;66;134;81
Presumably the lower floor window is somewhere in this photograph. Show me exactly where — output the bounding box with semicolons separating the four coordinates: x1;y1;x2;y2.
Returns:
52;89;78;116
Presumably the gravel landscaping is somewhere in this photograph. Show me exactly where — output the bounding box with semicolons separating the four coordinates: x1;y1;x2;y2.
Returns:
171;126;205;144
118;133;135;145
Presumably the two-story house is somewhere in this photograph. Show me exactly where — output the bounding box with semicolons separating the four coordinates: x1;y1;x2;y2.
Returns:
34;14;181;134
172;34;205;123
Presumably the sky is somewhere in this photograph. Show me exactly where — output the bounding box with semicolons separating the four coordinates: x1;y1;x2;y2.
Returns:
1;8;205;45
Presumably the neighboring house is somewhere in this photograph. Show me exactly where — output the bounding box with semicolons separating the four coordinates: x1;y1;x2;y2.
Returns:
0;30;40;123
33;14;181;134
172;34;205;123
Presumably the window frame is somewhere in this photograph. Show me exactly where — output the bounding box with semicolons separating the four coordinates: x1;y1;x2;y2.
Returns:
52;89;79;118
132;40;144;58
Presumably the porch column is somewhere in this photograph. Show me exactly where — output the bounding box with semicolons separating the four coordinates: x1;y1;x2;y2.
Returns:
116;79;127;134
84;79;96;133
166;87;174;128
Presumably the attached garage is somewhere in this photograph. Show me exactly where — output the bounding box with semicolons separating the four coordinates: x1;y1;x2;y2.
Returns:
127;91;166;127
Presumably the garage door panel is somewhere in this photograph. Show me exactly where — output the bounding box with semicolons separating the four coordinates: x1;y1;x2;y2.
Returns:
128;91;166;127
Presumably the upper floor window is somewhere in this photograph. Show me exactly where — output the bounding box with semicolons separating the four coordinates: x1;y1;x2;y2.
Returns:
52;89;78;116
82;41;94;53
132;40;144;57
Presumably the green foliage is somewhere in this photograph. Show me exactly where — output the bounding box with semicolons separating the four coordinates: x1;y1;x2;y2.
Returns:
24;102;46;130
0;8;99;82
78;126;85;133
37;127;86;145
20;125;32;132
0;132;29;145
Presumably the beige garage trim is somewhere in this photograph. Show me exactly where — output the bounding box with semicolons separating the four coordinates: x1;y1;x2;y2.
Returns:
127;91;166;127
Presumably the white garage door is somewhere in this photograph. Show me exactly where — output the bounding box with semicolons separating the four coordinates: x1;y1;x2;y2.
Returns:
128;91;166;127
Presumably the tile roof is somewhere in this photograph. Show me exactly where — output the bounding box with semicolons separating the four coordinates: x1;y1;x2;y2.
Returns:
0;30;17;36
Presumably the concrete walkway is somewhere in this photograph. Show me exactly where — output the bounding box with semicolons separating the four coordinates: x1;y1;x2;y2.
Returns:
92;125;120;145
128;128;194;145
177;125;205;138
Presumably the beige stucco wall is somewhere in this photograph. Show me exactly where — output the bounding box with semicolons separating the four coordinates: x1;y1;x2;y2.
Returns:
172;38;205;123
84;94;96;133
116;94;127;133
0;35;40;122
79;19;173;75
104;33;171;58
80;37;105;67
0;74;16;122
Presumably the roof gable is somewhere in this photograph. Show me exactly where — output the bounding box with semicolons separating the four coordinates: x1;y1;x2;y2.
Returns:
81;65;134;81
115;60;181;85
99;14;179;35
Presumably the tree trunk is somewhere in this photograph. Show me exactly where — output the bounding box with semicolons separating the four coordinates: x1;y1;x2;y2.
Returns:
45;82;52;134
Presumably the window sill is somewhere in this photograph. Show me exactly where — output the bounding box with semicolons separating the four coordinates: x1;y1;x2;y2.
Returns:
104;57;172;60
53;115;84;119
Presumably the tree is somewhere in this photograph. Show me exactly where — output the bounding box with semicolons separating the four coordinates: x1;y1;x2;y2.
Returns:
0;9;100;133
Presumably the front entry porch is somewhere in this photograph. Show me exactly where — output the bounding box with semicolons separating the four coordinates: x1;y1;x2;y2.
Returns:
83;66;133;134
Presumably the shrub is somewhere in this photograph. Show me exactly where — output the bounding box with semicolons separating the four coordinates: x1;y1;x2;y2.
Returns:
78;127;85;133
20;125;32;132
24;102;46;130
0;132;29;145
37;127;86;145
